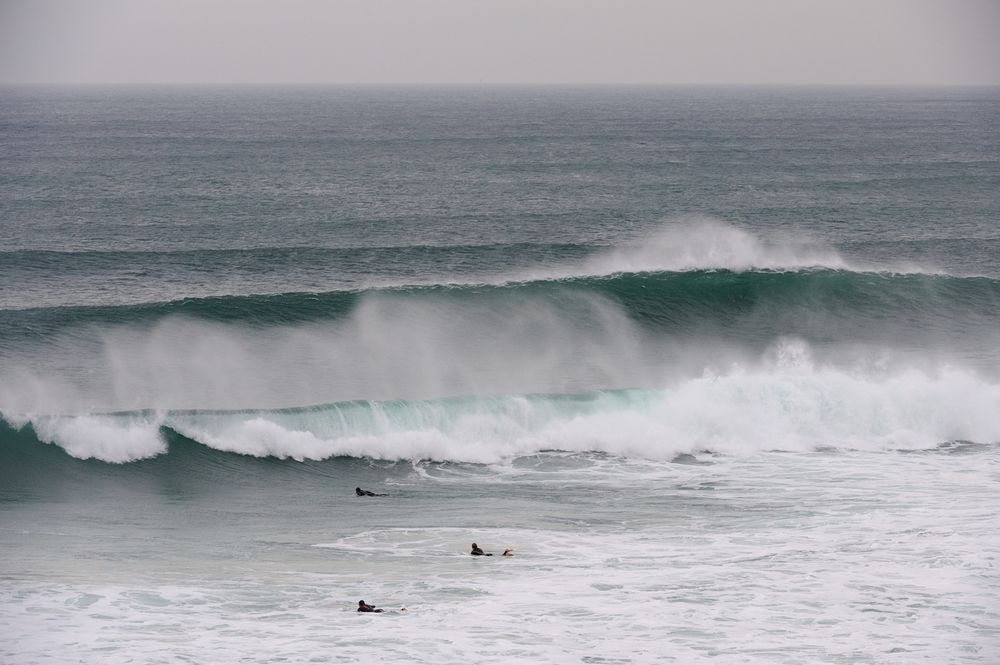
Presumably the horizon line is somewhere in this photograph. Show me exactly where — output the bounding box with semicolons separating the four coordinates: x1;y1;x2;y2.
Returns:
3;81;999;88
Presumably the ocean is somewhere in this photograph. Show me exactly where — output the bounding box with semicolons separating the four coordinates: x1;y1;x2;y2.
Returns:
1;86;998;664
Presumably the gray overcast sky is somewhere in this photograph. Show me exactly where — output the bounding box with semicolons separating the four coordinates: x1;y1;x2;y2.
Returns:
1;0;998;85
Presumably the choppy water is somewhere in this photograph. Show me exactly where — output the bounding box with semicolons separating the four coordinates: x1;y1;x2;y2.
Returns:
1;86;999;663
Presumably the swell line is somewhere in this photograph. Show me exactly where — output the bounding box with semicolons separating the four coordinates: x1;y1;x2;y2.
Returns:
2;268;998;332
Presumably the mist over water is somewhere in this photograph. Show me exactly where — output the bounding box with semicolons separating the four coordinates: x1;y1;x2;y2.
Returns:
580;217;852;274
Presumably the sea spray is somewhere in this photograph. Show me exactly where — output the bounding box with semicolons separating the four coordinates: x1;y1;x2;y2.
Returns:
7;340;999;464
580;216;853;274
3;264;1000;416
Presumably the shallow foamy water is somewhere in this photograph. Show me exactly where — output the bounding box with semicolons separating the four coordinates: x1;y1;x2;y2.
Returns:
2;446;997;664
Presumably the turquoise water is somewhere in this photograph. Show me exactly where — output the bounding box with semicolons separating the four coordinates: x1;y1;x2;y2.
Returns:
1;86;999;663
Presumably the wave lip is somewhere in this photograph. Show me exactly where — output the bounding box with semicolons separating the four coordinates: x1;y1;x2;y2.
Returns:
27;413;167;463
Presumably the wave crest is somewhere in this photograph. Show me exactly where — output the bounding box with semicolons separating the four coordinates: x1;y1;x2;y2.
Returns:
6;344;999;464
581;217;851;275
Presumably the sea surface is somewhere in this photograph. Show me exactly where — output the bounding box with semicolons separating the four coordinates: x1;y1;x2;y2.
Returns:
1;86;999;664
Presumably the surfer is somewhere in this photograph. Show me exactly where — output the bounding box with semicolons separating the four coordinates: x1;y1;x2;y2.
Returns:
471;542;493;556
502;548;514;557
355;487;387;497
357;600;383;613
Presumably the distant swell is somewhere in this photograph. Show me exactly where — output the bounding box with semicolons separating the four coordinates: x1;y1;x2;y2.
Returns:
3;268;999;341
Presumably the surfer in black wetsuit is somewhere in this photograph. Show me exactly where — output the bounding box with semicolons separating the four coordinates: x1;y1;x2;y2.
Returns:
355;487;387;497
470;542;493;556
357;600;383;613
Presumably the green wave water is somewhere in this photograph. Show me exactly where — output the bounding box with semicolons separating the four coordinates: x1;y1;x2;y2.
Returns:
3;269;998;357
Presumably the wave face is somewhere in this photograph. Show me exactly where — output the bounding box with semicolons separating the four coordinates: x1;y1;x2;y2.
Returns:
0;269;1000;370
5;267;1000;336
3;354;999;465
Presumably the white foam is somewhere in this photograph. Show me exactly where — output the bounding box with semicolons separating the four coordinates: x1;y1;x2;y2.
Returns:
29;414;166;463
11;337;999;464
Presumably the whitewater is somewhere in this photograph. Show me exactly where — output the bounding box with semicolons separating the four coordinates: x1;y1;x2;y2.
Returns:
1;86;999;664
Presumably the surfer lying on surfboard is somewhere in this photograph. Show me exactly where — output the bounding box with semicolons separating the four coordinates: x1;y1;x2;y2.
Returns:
355;487;387;497
357;600;406;613
471;543;514;556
